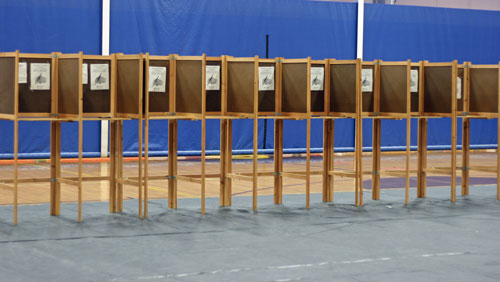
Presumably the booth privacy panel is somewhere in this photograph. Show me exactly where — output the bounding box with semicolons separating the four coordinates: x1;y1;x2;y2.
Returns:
282;63;307;113
176;60;202;114
330;64;356;113
380;65;407;113
227;62;254;114
117;59;141;115
0;57;15;115
470;68;498;113
57;58;80;115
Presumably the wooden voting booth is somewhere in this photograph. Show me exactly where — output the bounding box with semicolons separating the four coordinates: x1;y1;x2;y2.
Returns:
0;51;57;224
3;51;500;224
371;60;412;204
417;61;459;201
143;53;171;217
151;54;213;214
54;52;117;222
111;53;145;217
273;57;319;209
219;56;259;209
324;59;367;207
459;62;500;200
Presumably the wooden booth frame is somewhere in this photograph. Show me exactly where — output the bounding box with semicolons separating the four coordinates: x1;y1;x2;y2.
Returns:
108;53;146;218
458;62;500;200
0;51;58;224
416;60;459;202
324;59;377;207
218;55;260;210
51;52;118;222
145;54;211;215
370;60;413;204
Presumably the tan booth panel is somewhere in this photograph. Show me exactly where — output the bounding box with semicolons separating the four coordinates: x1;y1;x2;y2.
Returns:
310;63;325;113
18;57;52;114
0;57;15;115
282;63;307;113
206;60;222;113
147;60;169;113
116;59;141;115
379;65;407;113
57;58;79;115
258;62;276;112
175;60;202;114
423;66;452;113
470;68;498;113
330;63;356;113
83;59;111;114
227;61;254;114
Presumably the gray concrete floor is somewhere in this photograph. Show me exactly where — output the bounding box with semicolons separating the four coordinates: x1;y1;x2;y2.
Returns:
1;186;500;282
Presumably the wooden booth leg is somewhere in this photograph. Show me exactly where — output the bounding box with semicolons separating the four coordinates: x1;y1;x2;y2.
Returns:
462;118;470;196
226;120;232;206
252;117;258;211
138;118;144;219
451;115;457;202
274;119;283;204
144;118;149;217
372;118;381;201
219;119;232;207
417;118;428;198
117;120;124;212
77;119;83;222
50;121;61;216
168;119;178;209
405;116;411;205
322;119;334;202
13;119;19;225
355;117;364;207
201;117;206;214
109;120;117;213
306;118;311;209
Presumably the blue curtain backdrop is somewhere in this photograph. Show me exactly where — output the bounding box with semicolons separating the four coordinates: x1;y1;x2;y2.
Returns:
0;0;102;158
110;0;357;156
1;0;500;158
363;4;500;150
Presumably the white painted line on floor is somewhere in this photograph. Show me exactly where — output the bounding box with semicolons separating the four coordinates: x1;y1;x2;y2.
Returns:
134;251;470;281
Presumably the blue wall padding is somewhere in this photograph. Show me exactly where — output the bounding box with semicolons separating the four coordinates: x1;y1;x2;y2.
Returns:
110;0;357;157
0;0;103;159
1;1;499;158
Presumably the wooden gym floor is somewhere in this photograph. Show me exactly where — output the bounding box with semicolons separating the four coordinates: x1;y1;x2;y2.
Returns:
0;150;497;205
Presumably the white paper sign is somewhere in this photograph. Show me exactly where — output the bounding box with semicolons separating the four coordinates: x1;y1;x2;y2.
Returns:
258;66;274;91
82;63;88;85
410;69;418;93
18;62;27;84
362;68;373;92
205;65;220;91
90;64;109;90
310;67;324;91
456;77;462;99
148;66;167;92
30;63;50;90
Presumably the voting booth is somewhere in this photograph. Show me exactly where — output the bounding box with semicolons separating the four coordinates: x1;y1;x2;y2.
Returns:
324;59;365;206
371;61;412;203
218;56;259;208
0;52;56;119
416;61;459;201
0;51;57;224
459;62;500;199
